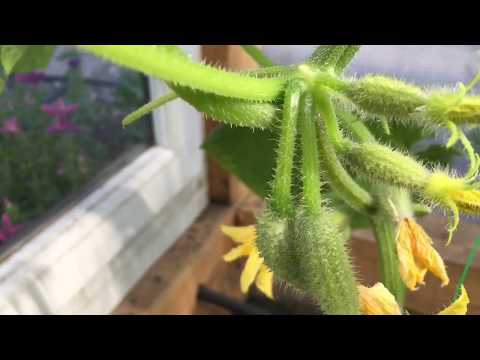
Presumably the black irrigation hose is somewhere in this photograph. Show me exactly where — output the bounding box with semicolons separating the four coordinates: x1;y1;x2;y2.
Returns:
197;285;272;315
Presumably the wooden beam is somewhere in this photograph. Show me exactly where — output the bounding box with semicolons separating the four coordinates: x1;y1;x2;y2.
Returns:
201;45;259;205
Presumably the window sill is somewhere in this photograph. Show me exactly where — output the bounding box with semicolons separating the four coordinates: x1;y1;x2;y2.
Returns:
0;146;207;314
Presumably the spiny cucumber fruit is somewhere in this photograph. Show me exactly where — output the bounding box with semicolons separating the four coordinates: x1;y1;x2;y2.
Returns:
338;140;431;191
256;207;360;315
342;75;427;118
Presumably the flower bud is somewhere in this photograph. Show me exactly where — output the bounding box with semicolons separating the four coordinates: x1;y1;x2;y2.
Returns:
426;91;480;125
424;172;480;216
423;171;480;244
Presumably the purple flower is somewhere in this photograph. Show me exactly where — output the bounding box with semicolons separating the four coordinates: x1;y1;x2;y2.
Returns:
3;198;13;211
14;71;46;85
0;117;22;135
0;213;23;239
67;58;81;69
41;99;86;134
47;118;86;134
41;99;80;119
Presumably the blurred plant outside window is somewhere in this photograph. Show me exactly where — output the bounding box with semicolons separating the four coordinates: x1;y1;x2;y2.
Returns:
0;45;205;315
0;46;151;250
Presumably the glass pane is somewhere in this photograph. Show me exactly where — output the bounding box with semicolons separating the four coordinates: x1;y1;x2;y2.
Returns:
0;45;151;250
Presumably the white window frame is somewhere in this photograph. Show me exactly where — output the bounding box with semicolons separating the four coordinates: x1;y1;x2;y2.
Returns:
0;45;208;315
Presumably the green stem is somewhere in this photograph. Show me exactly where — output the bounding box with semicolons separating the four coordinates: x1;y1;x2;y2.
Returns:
455;235;480;299
336;109;376;143
314;93;374;214
270;80;306;217
240;45;275;67
298;65;348;96
335;46;361;74
334;109;407;306
242;65;296;79
122;92;178;127
313;86;342;146
371;210;406;307
299;94;322;216
79;45;285;102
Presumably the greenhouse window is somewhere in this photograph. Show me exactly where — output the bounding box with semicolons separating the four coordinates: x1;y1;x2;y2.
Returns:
0;45;208;314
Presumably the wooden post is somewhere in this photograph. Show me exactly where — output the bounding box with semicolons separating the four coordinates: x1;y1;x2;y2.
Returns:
201;45;259;205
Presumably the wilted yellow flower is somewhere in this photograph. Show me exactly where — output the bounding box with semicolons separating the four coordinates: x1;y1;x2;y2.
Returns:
359;283;470;315
438;286;470;315
396;218;449;291
221;225;273;299
358;283;402;315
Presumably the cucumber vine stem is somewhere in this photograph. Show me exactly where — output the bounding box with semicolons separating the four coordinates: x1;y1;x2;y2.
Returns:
240;45;275;67
299;94;322;217
270;80;306;217
314;93;374;214
455;235;480;300
371;210;407;307
336;110;407;305
122;92;178;127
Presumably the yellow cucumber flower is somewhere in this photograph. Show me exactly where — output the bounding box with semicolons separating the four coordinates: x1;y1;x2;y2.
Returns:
221;225;274;299
358;283;470;315
396;218;449;291
426;73;480;126
358;283;402;315
425;171;480;245
449;188;480;215
438;286;470;315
